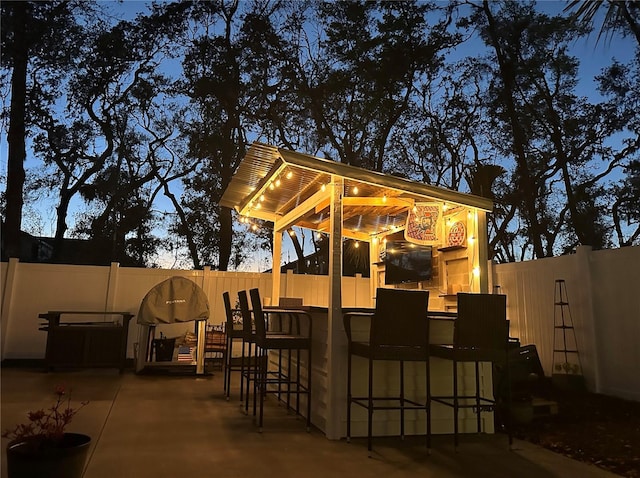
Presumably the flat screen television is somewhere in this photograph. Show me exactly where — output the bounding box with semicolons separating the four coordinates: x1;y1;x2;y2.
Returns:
383;241;432;285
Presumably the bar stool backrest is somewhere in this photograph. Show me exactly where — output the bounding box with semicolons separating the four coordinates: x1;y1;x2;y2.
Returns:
371;288;430;348
455;293;508;350
222;291;236;332
237;290;253;338
249;289;267;338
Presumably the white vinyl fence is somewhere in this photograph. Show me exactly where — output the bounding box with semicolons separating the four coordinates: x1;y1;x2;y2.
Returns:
2;244;638;401
0;260;370;364
489;245;640;401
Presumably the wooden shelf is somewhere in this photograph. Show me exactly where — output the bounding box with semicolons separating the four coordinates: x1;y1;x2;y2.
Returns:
437;245;466;252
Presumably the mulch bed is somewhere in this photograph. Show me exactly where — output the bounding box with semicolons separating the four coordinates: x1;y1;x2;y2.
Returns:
511;382;640;477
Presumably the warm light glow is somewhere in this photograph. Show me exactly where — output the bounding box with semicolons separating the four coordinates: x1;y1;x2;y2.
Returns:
382;238;388;244
382;194;387;203
413;206;418;213
468;210;473;220
275;178;281;187
443;204;449;211
255;203;261;209
354;241;360;248
286;171;293;179
468;235;475;244
260;194;265;202
251;224;258;231
352;186;359;195
288;230;296;237
472;266;480;277
321;183;326;192
269;183;275;190
372;237;378;244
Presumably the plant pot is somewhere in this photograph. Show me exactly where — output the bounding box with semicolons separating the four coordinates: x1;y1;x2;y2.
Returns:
6;432;91;478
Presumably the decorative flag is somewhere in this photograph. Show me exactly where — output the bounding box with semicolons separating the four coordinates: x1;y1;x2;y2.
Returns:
177;346;194;362
405;203;441;245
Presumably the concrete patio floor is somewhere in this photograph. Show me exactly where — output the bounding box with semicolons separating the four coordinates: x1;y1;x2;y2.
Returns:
0;366;619;478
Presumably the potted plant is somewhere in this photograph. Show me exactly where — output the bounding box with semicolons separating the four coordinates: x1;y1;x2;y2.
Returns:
2;385;91;478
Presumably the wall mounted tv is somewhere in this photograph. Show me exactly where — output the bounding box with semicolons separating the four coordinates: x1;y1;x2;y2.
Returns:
384;241;433;285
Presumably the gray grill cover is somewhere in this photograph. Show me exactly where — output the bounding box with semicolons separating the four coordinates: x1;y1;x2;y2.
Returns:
137;276;210;325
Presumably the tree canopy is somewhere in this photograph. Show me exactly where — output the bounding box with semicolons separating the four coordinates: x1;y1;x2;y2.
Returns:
2;0;639;269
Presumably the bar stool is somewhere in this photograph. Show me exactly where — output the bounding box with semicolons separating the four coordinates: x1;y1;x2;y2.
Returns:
343;287;431;455
248;288;313;432
429;293;512;450
236;290;295;416
222;291;245;400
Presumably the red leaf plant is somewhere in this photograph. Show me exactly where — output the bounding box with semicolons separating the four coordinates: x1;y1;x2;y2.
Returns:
2;385;89;450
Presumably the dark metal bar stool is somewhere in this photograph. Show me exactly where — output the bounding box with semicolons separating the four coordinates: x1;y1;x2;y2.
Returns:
236;290;300;417
343;287;431;455
221;291;246;401
248;288;313;432
429;293;512;451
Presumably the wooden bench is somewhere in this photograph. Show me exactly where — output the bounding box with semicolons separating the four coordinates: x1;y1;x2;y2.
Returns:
39;311;133;373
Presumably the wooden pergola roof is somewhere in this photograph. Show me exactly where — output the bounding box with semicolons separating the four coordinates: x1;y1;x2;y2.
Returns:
220;142;493;240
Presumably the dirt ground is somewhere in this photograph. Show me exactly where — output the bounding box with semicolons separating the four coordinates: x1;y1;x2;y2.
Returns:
510;379;640;477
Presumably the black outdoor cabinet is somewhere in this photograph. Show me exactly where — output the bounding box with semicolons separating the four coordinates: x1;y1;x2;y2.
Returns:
39;311;133;373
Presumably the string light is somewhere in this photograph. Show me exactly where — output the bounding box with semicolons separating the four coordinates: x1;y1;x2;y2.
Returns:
352;186;359;195
286;171;293;179
321;183;326;192
275;178;281;187
382;194;387;203
260;194;265;202
354;241;360;249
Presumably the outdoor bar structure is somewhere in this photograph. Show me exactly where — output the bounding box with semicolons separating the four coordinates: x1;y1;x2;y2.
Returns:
220;142;496;440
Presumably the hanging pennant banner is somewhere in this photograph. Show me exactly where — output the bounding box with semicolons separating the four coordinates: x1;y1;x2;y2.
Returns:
405;202;441;245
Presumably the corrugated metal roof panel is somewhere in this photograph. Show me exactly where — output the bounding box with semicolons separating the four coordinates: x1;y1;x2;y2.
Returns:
220;142;494;237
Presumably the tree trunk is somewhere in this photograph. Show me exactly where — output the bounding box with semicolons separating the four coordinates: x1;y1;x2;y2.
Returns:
481;0;546;258
4;2;28;260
